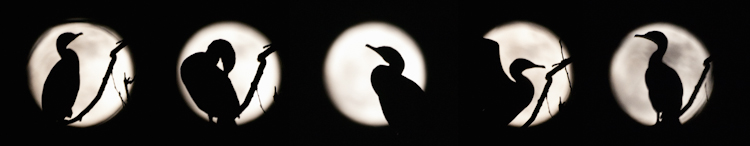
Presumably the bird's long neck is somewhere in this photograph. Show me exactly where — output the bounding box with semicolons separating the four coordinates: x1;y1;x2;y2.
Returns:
57;45;68;57
511;70;533;89
387;58;405;74
649;43;667;65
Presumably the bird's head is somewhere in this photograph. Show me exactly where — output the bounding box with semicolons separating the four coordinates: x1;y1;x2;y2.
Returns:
56;32;82;53
207;39;236;73
367;44;405;73
510;58;545;75
635;31;668;49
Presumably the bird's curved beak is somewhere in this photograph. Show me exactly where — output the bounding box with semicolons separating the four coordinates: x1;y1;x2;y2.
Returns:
366;44;376;50
634;34;655;42
73;33;83;40
366;44;383;56
535;64;545;69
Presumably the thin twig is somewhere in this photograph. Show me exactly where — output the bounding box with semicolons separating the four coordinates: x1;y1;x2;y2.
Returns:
257;89;265;113
110;71;126;105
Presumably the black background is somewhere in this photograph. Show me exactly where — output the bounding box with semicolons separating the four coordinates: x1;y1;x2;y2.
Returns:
7;1;748;145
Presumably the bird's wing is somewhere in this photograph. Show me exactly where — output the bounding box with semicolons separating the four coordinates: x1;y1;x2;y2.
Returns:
460;38;514;90
181;54;221;115
645;67;661;112
662;67;684;110
485;38;514;87
215;75;241;116
481;38;514;100
476;39;519;125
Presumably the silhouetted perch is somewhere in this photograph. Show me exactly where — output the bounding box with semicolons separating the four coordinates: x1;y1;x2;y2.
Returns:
238;44;276;115
62;40;128;125
679;56;712;116
522;57;573;128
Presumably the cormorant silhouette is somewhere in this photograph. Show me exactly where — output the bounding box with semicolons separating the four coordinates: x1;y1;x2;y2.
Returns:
368;44;429;135
474;39;545;126
181;39;240;126
636;31;683;126
42;32;82;123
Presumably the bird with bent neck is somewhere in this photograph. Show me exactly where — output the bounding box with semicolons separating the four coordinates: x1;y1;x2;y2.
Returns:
636;31;683;127
181;39;240;126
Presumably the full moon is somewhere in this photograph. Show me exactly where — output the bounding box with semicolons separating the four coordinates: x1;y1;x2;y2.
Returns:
324;21;426;126
177;21;280;125
484;21;573;127
28;22;135;127
611;23;712;126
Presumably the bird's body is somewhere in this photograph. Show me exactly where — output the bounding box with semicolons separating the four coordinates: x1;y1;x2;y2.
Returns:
42;50;80;121
181;39;239;126
637;31;683;125
42;32;82;122
645;62;683;121
371;65;427;131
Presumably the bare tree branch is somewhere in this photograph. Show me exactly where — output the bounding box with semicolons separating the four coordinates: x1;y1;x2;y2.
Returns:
680;56;712;116
522;58;573;128
61;40;127;125
237;44;276;116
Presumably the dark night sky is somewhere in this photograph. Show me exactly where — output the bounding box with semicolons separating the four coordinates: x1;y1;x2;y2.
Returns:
6;1;748;145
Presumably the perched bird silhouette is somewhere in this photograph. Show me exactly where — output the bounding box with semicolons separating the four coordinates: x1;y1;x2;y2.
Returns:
636;31;683;126
181;39;240;126
42;32;82;123
367;44;428;134
461;39;545;125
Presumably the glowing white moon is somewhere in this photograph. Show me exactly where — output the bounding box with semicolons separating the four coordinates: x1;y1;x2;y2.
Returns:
324;22;426;126
611;23;712;125
177;21;280;125
28;22;135;127
484;21;573;127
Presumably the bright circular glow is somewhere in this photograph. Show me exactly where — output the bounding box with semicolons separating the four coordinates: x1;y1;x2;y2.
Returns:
611;23;712;125
177;21;280;125
484;21;573;127
27;22;135;127
324;21;426;126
